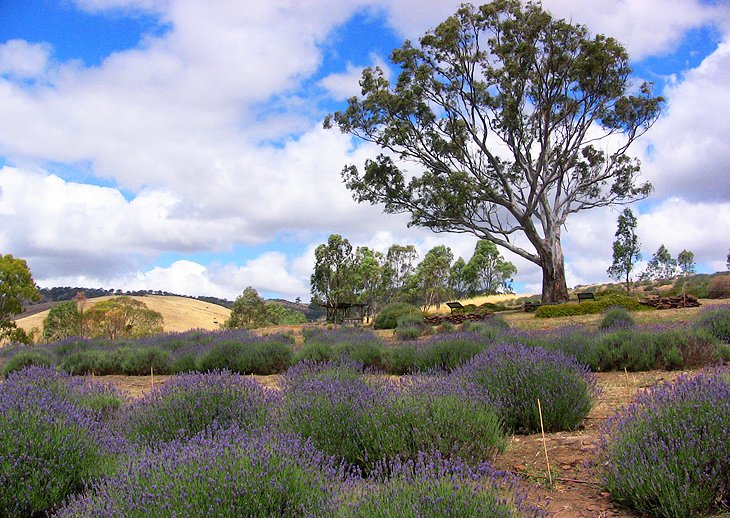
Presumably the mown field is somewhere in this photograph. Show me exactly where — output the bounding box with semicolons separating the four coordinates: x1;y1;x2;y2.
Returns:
1;300;729;517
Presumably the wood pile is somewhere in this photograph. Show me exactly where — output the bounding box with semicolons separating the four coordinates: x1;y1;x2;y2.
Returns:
639;294;701;310
424;312;492;326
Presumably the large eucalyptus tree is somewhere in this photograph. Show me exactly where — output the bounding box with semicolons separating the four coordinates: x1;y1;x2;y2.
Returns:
325;1;663;302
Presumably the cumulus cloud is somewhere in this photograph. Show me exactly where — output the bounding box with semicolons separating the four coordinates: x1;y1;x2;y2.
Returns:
0;0;728;300
641;41;730;201
0;40;53;79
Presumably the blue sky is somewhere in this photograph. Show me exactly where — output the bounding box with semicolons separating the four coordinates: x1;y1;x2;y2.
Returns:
1;0;729;301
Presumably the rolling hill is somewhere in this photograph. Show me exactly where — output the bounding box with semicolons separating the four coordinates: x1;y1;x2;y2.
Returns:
14;295;231;337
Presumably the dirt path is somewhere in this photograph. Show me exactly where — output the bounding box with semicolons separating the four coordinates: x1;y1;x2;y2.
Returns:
100;370;690;517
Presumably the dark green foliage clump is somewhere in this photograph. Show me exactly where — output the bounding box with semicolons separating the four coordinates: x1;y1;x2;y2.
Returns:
2;350;53;377
374;302;422;329
693;305;730;342
535;294;647;318
598;306;636;330
197;338;292;375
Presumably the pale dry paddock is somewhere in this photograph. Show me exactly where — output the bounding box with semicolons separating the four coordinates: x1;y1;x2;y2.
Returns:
13;295;231;338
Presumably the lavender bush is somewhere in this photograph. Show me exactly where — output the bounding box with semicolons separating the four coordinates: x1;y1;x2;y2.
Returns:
693;304;730;343
340;452;547;518
597;371;730;517
388;332;486;374
0;367;124;516
454;343;598;433
58;429;348;517
119;370;276;445
299;327;386;370
281;362;505;473
598;306;636;330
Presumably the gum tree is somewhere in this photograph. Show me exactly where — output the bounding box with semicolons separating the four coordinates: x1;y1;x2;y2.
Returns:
607;208;641;293
325;1;663;302
0;253;40;343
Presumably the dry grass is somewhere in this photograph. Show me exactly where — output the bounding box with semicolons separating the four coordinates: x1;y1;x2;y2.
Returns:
13;295;231;337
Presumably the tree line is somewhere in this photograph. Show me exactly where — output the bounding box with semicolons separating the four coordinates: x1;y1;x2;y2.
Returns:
309;234;516;322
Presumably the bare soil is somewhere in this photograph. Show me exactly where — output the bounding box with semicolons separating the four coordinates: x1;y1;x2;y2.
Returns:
100;369;694;517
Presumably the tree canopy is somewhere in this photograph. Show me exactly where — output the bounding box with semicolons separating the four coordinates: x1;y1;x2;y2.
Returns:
607;208;641;293
0;253;40;343
325;1;663;302
84;297;164;340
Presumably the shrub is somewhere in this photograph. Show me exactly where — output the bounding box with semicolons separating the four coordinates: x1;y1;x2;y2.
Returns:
120;347;172;375
394;313;430;341
693;305;730;342
0;367;122;516
197;338;292;374
435;321;456;333
1;350;52;377
535;294;646;318
597;372;730;517
598;306;636;330
341;453;537;517
58;430;345;517
59;349;119;375
301;327;386;370
119;370;275;445
454;344;597;433
374;302;422;330
707;274;730;299
280;362;505;473
388;333;487;374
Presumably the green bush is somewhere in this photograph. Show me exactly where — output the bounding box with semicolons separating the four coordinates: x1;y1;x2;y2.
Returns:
1;351;52;378
598;306;636;330
694;305;730;342
374;303;422;330
197;339;292;375
120;347;172;376
535;294;647;318
59;350;118;376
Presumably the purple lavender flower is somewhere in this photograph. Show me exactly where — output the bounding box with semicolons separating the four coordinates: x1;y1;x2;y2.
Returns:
597;369;730;517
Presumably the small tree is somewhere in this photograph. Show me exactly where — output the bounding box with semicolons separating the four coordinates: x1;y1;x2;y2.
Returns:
411;245;454;311
0;253;40;343
726;249;729;271
224;286;268;329
677;250;696;276
449;257;472;298
310;234;357;322
84;297;163;339
607;208;641;293
643;244;677;280
382;244;418;303
464;240;516;296
43;301;81;342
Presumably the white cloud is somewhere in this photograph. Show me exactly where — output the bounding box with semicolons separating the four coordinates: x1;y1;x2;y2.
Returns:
0;40;53;79
641;40;730;201
319;54;390;100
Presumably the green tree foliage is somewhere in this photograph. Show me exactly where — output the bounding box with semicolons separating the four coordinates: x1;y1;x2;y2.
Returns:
84;297;164;339
607;208;641;293
464;240;516;296
449;257;471;298
382;244;418;303
43;300;81;342
325;1;663;303
0;253;40;344
727;249;730;271
263;302;307;326
353;246;385;320
224;287;268;329
410;246;454;311
642;245;677;280
677;249;696;276
311;235;357;321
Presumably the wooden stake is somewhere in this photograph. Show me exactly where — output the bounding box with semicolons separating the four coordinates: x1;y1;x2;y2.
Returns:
624;367;631;399
150;365;154;390
537;398;553;486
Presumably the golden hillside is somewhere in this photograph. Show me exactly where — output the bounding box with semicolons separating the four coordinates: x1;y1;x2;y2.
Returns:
14;295;231;337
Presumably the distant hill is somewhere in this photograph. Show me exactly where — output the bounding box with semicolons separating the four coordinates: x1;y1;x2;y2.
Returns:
14;295;231;337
